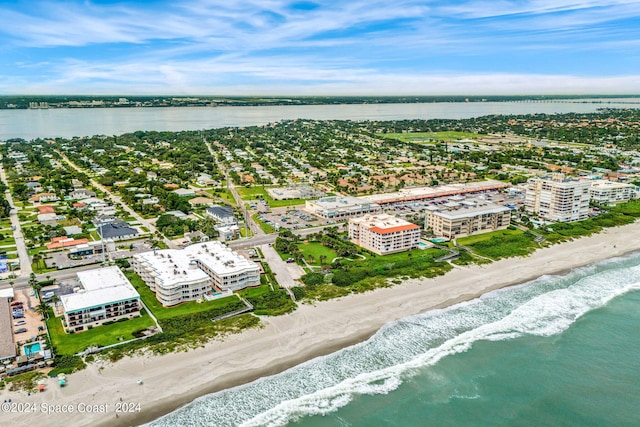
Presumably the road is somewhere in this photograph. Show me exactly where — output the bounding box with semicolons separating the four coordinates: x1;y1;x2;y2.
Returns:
203;136;263;237
228;223;345;250
0;159;32;278
56;151;177;249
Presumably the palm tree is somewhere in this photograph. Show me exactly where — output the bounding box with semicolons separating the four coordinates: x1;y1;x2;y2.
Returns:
36;302;50;320
32;253;42;273
51;295;61;316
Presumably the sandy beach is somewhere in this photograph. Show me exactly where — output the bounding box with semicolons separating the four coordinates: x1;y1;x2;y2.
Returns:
2;222;638;427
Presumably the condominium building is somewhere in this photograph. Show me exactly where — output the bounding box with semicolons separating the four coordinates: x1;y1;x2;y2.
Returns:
348;214;421;255
132;241;260;307
525;175;591;222
425;198;511;240
589;180;638;205
60;266;141;333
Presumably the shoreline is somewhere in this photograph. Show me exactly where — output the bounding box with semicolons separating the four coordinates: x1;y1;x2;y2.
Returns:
2;222;639;426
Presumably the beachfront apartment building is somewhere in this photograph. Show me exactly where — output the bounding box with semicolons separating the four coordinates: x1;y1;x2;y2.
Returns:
348;214;421;255
425;198;512;240
60;266;141;333
589;180;638;205
305;196;382;220
525;175;591;222
132;241;260;307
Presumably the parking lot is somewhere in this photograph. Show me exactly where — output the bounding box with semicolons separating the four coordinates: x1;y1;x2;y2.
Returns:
44;240;154;269
254;206;339;231
10;288;45;345
251;189;525;231
381;189;526;220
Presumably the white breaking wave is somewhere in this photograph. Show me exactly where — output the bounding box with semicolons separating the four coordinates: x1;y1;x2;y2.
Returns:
149;253;640;427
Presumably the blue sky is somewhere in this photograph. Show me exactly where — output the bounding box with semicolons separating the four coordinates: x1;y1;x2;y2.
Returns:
1;0;639;95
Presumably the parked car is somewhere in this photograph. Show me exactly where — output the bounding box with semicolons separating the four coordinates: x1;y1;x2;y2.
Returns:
14;320;26;326
14;328;27;334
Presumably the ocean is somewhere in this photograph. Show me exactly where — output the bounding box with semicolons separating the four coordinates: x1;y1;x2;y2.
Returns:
148;252;640;427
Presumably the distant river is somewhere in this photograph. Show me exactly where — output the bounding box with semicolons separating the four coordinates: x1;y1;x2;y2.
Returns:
2;98;640;140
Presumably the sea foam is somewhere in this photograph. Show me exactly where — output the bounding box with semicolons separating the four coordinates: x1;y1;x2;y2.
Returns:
149;253;640;427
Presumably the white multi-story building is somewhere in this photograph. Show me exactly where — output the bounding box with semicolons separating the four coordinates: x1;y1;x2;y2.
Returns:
348;214;421;255
60;266;141;333
589;180;638;205
425;198;511;240
525;175;591;222
132;241;260;307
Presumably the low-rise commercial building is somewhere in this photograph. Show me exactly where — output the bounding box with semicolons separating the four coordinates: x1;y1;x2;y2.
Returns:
363;180;510;207
425;198;511;240
60;266;141;332
132;241;260;307
305;196;382;219
348;214;421;255
0;295;17;362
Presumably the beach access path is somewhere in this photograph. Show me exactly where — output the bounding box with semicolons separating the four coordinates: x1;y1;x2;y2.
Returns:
1;221;637;427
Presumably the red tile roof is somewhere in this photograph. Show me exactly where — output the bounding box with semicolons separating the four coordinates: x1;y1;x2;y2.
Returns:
369;224;420;234
46;237;89;249
37;206;55;214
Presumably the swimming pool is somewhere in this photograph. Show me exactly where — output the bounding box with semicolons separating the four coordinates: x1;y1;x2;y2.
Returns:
23;342;41;355
428;237;447;243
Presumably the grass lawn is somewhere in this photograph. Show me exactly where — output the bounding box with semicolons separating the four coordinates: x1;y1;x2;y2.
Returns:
378;131;481;143
301;247;452;301
456;228;524;246
154;241;169;249
89;230;101;240
252;213;275;233
239;226;252;237
459;229;538;260
297;241;337;265
217;188;237;205
125;271;244;321
27;246;48;256
237;284;296;316
0;237;16;245
46;311;155;355
237;186;306;208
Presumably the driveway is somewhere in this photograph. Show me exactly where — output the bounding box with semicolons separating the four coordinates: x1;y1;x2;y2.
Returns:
260;244;303;290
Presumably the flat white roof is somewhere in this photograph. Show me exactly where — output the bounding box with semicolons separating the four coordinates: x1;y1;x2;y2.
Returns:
134;241;259;285
77;266;130;291
310;196;379;210
429;199;510;220
185;241;259;276
0;287;15;299
350;214;416;230
361;180;509;204
135;248;211;289
62;266;139;313
590;179;636;190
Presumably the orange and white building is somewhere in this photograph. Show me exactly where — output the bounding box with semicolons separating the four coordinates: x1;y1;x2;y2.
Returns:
348;214;421;255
